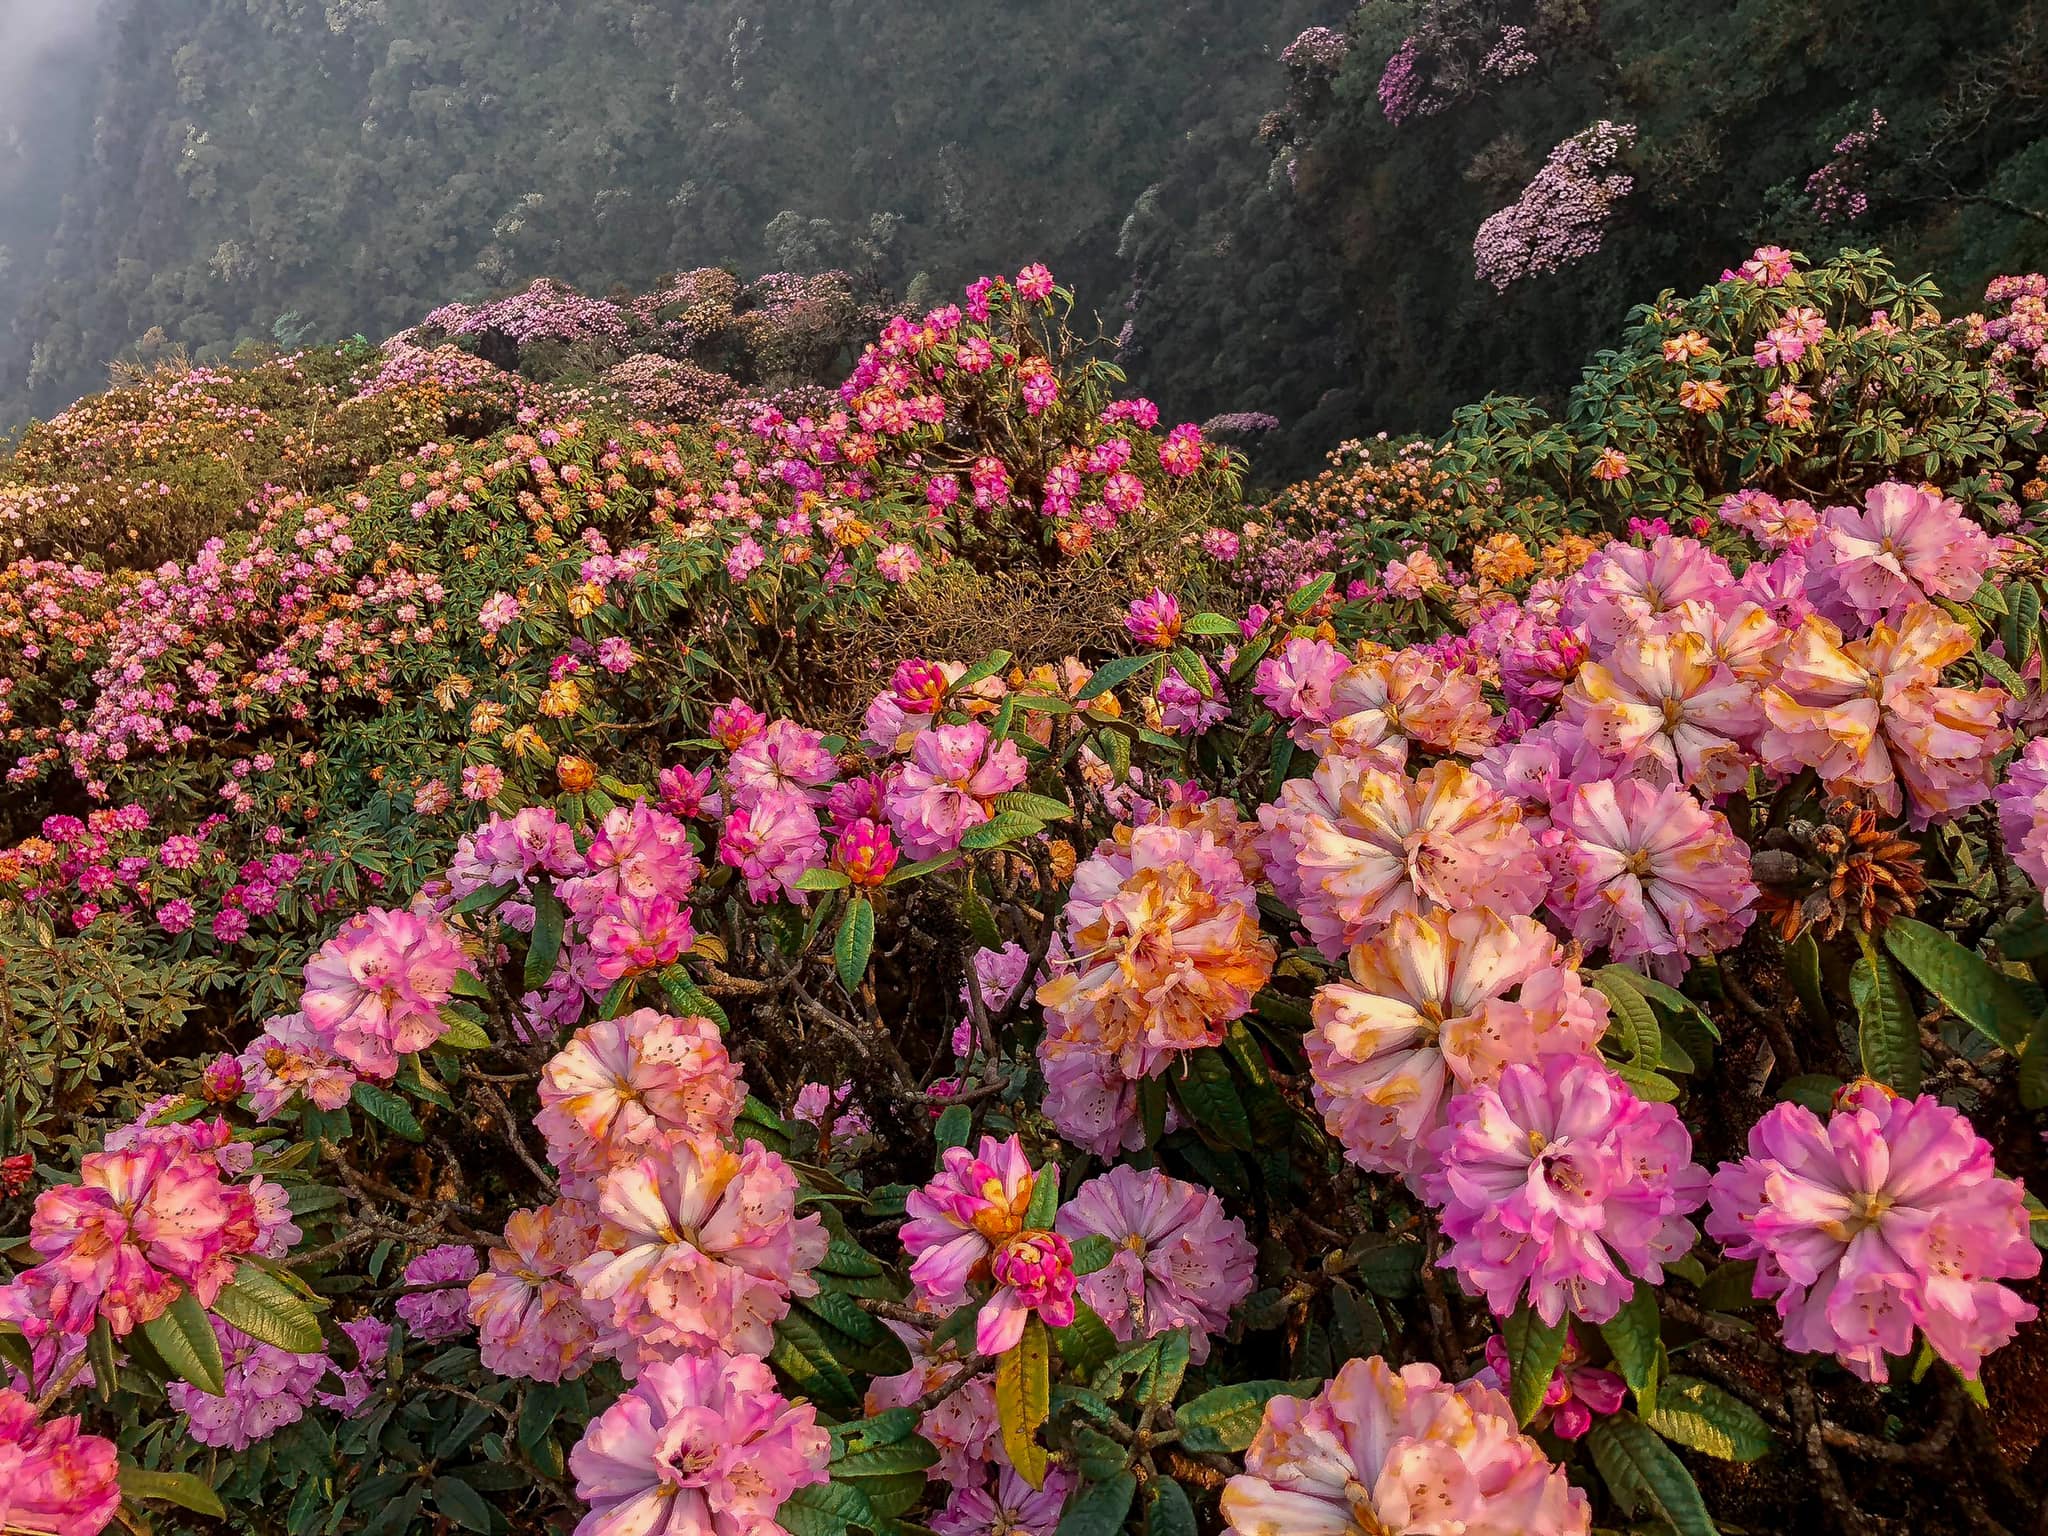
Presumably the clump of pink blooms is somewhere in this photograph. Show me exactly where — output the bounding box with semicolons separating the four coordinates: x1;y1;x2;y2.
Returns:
884;722;1028;860
1221;1356;1590;1536
1055;1165;1256;1361
300;905;475;1079
1706;1080;2040;1382
536;1010;744;1184
167;1316;331;1451
568;1350;828;1536
396;1244;482;1341
1425;1053;1708;1326
901;1135;1076;1355
0;1390;122;1536
1475;1328;1625;1440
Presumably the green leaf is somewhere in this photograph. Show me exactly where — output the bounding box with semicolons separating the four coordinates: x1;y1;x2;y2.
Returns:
1883;916;2034;1050
438;1003;491;1051
1646;1376;1773;1462
829;1437;941;1479
934;1104;972;1151
1990;897;2048;961
882;853;958;885
1145;1479;1198;1536
1595;968;1661;1064
1609;1058;1682;1103
996;1314;1052;1487
452;881;515;917
1053;1302;1120;1379
119;1467;227;1520
1136;1329;1191;1409
1502;1304;1570;1428
1181;611;1240;636
1852;932;1923;1094
144;1289;224;1397
834;897;875;992
1286;571;1334;613
657;965;729;1029
769;1314;862;1419
352;1080;424;1141
1171;1049;1252;1150
960;811;1045;850
1069;1234;1116;1275
431;1476;495;1534
211;1264;325;1353
1024;1161;1061;1229
957;650;1014;689
1174;1381;1313;1453
961;880;1004;951
796;868;853;892
1055;1473;1136;1536
1072;1424;1131;1482
1787;930;1827;1029
1589;1414;1718;1536
1168;646;1212;696
1599;1286;1662;1416
1076;655;1152;701
1696;1260;1764;1312
525;882;566;991
2022;1014;2048;1111
779;1480;876;1536
992;791;1074;822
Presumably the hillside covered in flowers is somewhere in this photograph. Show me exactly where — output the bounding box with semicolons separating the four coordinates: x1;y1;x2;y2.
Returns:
2;244;2048;1536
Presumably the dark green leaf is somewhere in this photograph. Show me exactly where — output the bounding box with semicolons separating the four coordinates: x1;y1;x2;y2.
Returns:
934;1104;972;1152
352;1080;424;1142
1883;917;2034;1050
1174;1381;1315;1454
1145;1479;1197;1536
144;1289;225;1397
1588;1414;1718;1536
992;791;1074;822
1053;1302;1120;1379
430;1476;495;1533
524;883;565;991
1502;1304;1570;1428
1646;1376;1773;1462
959;812;1044;850
119;1467;227;1520
211;1264;325;1353
1787;930;1827;1029
834;897;875;992
1024;1162;1061;1229
1852;933;1923;1094
1599;1286;1662;1416
1171;1049;1252;1151
770;1314;862;1419
1076;656;1152;702
1069;1234;1116;1275
1055;1474;1136;1536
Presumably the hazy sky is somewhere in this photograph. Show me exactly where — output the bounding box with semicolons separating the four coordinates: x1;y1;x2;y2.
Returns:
0;0;106;136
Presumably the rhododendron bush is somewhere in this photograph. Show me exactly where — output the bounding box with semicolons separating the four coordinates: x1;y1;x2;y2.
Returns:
3;251;2048;1536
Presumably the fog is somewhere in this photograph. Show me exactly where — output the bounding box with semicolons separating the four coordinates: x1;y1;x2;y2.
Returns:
0;0;108;301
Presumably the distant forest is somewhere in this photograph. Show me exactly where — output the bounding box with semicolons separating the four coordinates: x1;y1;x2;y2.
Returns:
4;0;2046;476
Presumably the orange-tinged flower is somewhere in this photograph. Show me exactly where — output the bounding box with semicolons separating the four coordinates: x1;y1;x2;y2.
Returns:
1677;377;1730;413
556;755;597;793
1471;532;1536;586
1563;628;1762;795
1315;648;1499;763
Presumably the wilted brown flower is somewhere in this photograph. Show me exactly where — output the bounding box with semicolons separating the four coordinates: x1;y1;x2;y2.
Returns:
1754;797;1926;941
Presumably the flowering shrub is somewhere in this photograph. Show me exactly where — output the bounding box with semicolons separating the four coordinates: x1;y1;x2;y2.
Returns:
4;248;2048;1536
1473;121;1637;292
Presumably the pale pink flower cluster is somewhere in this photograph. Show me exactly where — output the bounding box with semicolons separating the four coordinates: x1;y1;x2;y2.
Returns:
569;1351;828;1536
300;905;475;1079
1307;910;1608;1191
1424;1054;1708;1325
237;1010;358;1121
1802;482;1997;626
469;1199;606;1384
0;1390;122;1536
535;1010;745;1185
1994;737;2048;889
396;1244;481;1341
1054;1165;1256;1362
1221;1357;1590;1536
168;1315;331;1451
884;722;1028;860
1706;1081;2039;1381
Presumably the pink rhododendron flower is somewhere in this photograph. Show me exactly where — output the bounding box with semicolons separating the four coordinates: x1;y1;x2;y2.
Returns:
1381;548;1442;598
537;1010;745;1181
588;892;696;980
396;1244;481;1341
717;788;827;904
790;1082;871;1145
1314;647;1498;763
1759;605;2011;824
167;1315;329;1452
864;1322;1000;1487
832;817;899;887
317;1315;391;1417
1308;909;1609;1191
0;1391;122;1536
1705;1081;2040;1382
1015;263;1056;301
1220;1357;1590;1536
300;906;475;1079
1040;1049;1151;1159
1425;1054;1708;1325
575;1139;825;1368
708;699;767;750
22;1142;258;1336
1159;422;1205;476
1560;536;1735;651
1055;1165;1256;1361
1803;482;1997;627
237;1011;358;1121
1475;1328;1625;1440
1258;758;1548;960
1545;779;1757;969
981;1229;1078;1354
932;1468;1076;1536
876;542;922;583
1719;489;1820;549
1994;736;2048;890
568;1350;828;1536
477;592;521;633
1561;628;1762;795
900;1135;1038;1309
470;1198;605;1384
1254;637;1353;741
1037;819;1273;1080
1125;590;1183;649
726;721;839;812
574;802;703;911
883;723;1028;860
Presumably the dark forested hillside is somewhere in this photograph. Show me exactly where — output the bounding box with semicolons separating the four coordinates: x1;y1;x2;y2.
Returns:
5;0;2048;478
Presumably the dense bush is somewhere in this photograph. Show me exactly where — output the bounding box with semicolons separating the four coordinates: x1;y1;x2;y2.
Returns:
4;250;2048;1536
